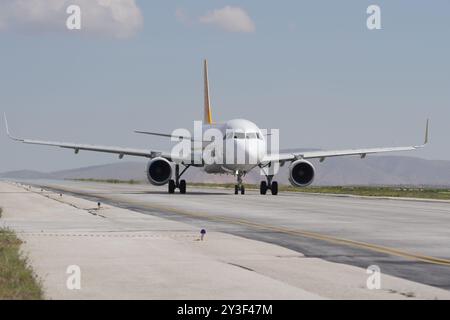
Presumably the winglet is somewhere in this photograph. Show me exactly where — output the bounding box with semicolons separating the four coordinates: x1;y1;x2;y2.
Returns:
3;113;23;142
4;112;10;136
415;118;429;148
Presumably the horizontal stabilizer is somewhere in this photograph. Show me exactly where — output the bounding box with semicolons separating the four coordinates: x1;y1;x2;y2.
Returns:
134;130;208;142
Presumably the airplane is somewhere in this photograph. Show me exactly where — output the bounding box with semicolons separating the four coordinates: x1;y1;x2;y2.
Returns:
4;60;429;195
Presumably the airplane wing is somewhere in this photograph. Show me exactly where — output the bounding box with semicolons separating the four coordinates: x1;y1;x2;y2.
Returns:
262;120;429;163
4;114;184;162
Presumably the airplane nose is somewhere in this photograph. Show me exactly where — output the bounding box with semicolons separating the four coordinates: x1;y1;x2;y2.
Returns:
246;147;260;164
235;140;261;165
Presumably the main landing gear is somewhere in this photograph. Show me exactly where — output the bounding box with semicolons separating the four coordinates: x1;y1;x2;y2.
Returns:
260;175;278;195
234;171;245;195
168;164;190;194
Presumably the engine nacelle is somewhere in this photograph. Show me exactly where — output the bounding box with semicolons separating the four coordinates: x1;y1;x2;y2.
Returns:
146;157;172;186
289;160;315;187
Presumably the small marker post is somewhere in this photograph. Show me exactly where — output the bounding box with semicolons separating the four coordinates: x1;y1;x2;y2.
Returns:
200;229;206;241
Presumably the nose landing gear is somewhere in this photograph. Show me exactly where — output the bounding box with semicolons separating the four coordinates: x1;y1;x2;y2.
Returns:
260;175;278;195
234;171;245;195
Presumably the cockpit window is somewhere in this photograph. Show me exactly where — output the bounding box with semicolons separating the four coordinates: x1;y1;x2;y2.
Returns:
225;130;262;139
234;132;245;139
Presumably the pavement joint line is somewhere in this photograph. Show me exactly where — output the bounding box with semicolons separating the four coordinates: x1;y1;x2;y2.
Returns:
21;185;109;218
16;232;198;239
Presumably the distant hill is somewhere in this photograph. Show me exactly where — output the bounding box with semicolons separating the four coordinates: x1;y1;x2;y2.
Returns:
0;170;52;180
0;162;146;181
2;155;450;186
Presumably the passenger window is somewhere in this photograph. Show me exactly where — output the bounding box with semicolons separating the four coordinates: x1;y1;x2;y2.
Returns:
234;132;245;139
246;132;257;139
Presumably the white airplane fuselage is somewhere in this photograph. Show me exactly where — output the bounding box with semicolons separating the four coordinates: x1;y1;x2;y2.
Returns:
200;119;267;175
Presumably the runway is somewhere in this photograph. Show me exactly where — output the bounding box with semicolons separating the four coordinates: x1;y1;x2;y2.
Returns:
28;179;450;291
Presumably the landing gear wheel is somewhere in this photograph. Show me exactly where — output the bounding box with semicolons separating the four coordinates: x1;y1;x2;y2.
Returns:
260;181;267;195
271;181;278;195
167;164;191;194
179;180;186;194
168;180;175;194
241;185;245;195
234;185;239;195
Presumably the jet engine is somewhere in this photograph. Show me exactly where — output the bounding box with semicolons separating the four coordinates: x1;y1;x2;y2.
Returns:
146;157;172;186
289;160;315;187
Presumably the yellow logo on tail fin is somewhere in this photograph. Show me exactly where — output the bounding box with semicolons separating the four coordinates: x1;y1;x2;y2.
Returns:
203;59;213;124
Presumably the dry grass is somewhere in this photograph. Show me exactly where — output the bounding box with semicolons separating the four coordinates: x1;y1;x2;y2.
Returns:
189;183;450;200
0;208;43;300
70;178;143;185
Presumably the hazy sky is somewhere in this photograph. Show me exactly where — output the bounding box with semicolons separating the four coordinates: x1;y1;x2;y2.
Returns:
1;0;449;172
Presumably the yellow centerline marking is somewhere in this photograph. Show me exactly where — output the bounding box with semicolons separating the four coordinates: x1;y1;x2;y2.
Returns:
135;202;450;267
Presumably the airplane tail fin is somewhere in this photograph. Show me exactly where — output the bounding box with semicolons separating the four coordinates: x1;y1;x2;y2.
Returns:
203;59;213;124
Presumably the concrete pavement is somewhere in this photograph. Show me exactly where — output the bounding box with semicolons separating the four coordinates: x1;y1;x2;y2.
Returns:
1;180;450;299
